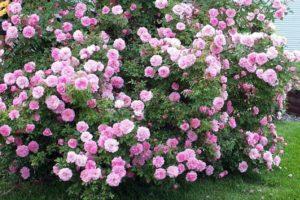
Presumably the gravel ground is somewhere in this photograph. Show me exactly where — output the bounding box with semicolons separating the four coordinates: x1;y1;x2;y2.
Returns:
282;113;300;122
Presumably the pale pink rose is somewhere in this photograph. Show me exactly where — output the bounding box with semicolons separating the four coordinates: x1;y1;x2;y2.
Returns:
150;55;163;67
9;110;20;120
106;172;121;187
178;55;196;69
22;26;35;38
24;62;36;73
144;67;155;78
176;152;188;163
113;38;126;51
6;26;18;39
249;148;261;160
112;5;123;15
256;53;268;66
4;73;16;85
73;30;85;42
58;168;73;181
139;90;153;102
29;101;39;110
107;49;119;60
155;0;168;9
43;128;53;137
46;95;60;110
45;75;58;87
131;100;145;111
66;151;77;163
111;76;124;89
76;121;89;133
154;168;167;180
263;151;273;163
273;155;281;166
262;69;278;86
112;166;126;178
61;109;75;122
102;6;110;14
176;22;186;31
80;131;93;142
16;145;29;157
75;154;88;167
213;97;224;111
0;125;12;137
186;171;197;182
59;47;72;61
16;76;29;89
28;141;39;153
201;25;215;37
238;161;248;173
228;117;237;128
206;165;214;176
190;118;201;129
68;139;78;149
152;156;165;168
20;167;30;180
84;140;98;154
119;119;135;135
32;86;45;99
136;126;150;142
158;66;170;78
75;77;88;90
8;2;22;15
167;166;179;178
104;138;119;153
219;170;228;178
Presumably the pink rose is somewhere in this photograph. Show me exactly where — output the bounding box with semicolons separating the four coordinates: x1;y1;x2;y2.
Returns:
61;109;75;122
186;171;197;182
58;168;73;181
16;145;29;157
158;66;170;78
22;26;36;39
238;161;248;173
152;156;165;168
167;166;179;178
106;172;121;187
0;125;12;137
136;126;150;142
20;167;30;180
155;0;168;9
154;168;167;180
28;141;39;153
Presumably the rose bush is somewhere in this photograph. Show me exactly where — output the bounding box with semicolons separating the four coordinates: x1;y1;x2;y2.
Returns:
0;0;299;199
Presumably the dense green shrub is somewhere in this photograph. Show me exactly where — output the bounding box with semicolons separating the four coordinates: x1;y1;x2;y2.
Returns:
0;0;298;199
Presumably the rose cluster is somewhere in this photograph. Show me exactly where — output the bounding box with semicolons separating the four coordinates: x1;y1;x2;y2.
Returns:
0;0;299;199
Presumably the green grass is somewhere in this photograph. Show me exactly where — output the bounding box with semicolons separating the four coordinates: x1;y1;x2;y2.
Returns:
1;122;299;200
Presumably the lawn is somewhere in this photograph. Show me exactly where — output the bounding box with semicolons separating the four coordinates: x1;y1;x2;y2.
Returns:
1;122;299;200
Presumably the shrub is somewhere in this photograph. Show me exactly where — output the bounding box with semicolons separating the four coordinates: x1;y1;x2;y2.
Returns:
0;0;299;199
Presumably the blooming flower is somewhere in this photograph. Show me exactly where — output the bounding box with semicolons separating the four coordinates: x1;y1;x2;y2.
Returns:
0;125;11;137
22;26;35;38
104;139;119;153
58;168;73;181
61;109;75;122
20;167;30;180
167;166;179;178
136;127;150;142
16;145;29;157
238;161;248;173
106;173;121;186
